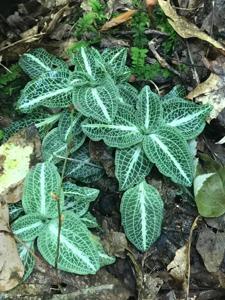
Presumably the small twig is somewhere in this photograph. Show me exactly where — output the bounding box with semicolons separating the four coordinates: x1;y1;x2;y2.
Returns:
185;215;201;300
148;39;181;77
186;41;200;85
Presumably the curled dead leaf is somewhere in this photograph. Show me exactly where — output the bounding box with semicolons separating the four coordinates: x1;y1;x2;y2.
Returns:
158;0;225;54
100;9;137;32
0;199;24;291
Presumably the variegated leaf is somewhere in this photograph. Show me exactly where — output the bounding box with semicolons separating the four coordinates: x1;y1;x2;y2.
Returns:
81;212;98;228
82;106;143;149
115;144;152;191
91;235;116;267
136;86;163;133
72;47;105;80
17;70;75;113
22;162;63;218
163;100;211;139
73;77;119;123
37;211;100;274
117;83;138;106
9;202;24;222
101;47;129;81
143;126;194;186
63;182;99;216
120;181;164;252
42;128;85;163
19;48;68;79
64;143;104;182
3;113;60;141
58;111;83;142
163;85;186;101
17;241;35;281
11;213;45;241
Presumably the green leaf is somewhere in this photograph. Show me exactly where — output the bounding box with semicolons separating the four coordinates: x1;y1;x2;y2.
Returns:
19;48;68;79
120;181;164;252
37;211;100;274
64;143;104;182
72;47;105;79
143;126;194;186
163;100;211;139
82;106;143;149
58;111;83;142
194;167;225;217
22;162;63;218
163;85;186;100
136;86;163;133
11;213;45;241
17;241;35;281
101;47;129;81
73;77;119;123
42;128;85;163
17;70;75;113
115;144;152;191
3;113;60;142
63;182;99;216
81;212;98;228
91;235;116;267
117;83;138;106
9;202;24;222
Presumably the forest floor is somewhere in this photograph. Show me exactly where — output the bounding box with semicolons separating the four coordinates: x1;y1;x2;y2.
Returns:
1;0;225;299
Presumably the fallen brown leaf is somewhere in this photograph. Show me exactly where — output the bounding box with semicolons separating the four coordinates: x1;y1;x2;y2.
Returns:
158;0;225;54
0;199;24;291
100;9;137;32
187;56;225;120
0;127;41;203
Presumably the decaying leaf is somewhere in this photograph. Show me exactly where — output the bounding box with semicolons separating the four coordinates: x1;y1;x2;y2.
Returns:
196;227;225;273
187;56;225;120
100;9;137;31
158;0;225;54
0;128;41;203
0;199;24;291
167;244;188;287
194;166;225;217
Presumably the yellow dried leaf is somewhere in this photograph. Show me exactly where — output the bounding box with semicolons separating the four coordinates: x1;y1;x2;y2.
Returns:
100;9;137;32
158;0;225;54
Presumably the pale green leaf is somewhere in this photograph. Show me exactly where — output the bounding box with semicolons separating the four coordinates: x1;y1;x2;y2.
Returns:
163;100;211;139
136;86;163;133
117;83;138;106
3;113;60;141
19;48;68;79
143;126;194;186
11;213;45;241
91;235;116;267
101;47;129;81
194;167;225;217
63;182;99;216
81;212;98;228
37;211;100;274
115;144;152;191
82;106;143;149
73;77;119;123
17;241;35;281
42;128;85;163
120;181;164;252
17;70;75;113
9;202;24;222
163;85;186;100
72;47;105;79
64;143;104;182
58;111;83;142
22;162;63;218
